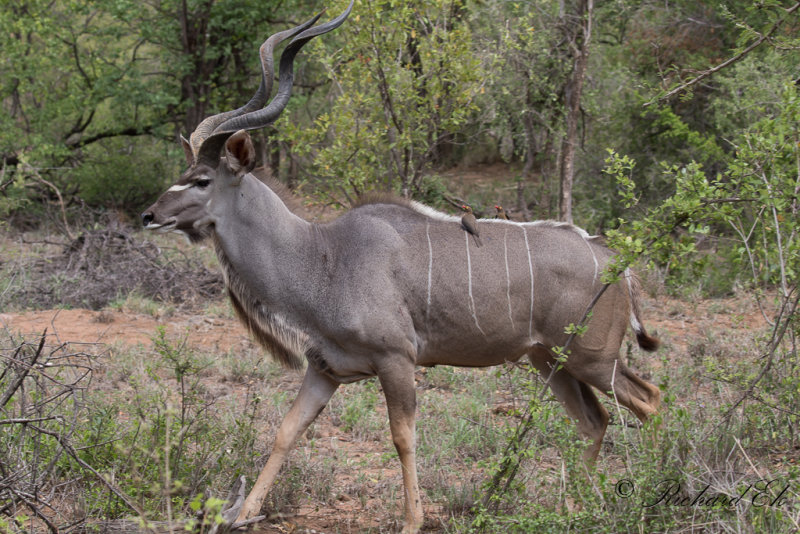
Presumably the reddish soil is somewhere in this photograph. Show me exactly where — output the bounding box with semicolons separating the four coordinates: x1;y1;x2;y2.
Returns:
0;308;248;351
2;290;767;364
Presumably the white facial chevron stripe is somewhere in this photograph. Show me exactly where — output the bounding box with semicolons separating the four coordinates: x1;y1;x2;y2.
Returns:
167;183;193;192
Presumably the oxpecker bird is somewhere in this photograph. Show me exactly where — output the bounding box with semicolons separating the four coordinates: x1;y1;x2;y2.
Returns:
461;205;483;247
494;205;509;220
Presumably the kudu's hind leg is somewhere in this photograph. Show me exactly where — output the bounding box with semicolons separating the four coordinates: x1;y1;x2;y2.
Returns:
237;366;339;522
607;363;661;422
528;347;610;462
567;353;660;424
377;361;423;534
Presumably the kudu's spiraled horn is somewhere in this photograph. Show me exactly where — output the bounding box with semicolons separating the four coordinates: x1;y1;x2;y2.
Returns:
196;0;354;166
188;12;323;159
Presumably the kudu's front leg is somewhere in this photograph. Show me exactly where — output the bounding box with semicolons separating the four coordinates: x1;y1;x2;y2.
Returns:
236;366;339;522
377;362;424;534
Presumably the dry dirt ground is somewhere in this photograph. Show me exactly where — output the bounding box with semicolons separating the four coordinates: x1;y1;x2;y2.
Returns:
0;308;247;353
0;290;771;533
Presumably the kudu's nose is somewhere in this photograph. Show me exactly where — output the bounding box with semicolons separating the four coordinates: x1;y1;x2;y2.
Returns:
141;212;154;227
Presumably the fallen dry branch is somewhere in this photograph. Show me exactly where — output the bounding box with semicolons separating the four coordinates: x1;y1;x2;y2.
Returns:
3;226;223;310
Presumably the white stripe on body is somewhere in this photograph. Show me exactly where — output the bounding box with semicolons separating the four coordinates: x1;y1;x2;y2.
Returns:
426;220;433;320
464;231;487;337
503;227;514;329
522;227;535;340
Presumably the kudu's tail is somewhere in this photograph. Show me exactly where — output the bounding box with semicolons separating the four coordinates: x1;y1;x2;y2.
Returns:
625;269;660;352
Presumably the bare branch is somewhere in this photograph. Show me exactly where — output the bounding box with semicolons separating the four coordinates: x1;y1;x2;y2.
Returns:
649;2;800;106
0;416;59;425
28;423;150;524
65;124;170;148
0;331;46;410
22;163;75;240
0;159;12;195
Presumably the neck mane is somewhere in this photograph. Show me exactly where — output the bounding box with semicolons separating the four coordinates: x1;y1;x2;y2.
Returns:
213;233;309;370
251;168;310;219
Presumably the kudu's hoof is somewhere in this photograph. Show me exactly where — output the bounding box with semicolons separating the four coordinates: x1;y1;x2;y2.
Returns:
207;476;266;533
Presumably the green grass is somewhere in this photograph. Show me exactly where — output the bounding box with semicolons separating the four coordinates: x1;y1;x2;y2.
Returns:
108;292;175;317
327;377;386;442
460;315;800;533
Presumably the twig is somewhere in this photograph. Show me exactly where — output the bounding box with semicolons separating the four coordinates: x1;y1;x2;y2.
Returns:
27;423;150;526
19;237;68;247
0;330;47;410
458;415;493;431
442;194;469;211
712;289;800;433
230;515;266;530
0;416;59;425
733;437;764;479
21;162;76;240
165;407;175;534
8;487;59;534
748;392;800;417
610;360;633;469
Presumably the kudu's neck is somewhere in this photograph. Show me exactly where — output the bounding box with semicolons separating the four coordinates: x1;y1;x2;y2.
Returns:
210;172;320;371
211;173;316;275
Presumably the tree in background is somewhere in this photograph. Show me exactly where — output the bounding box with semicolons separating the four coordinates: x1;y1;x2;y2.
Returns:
1;1;174;221
0;0;314;219
276;0;482;204
474;1;567;220
1;0;798;225
558;0;593;224
473;0;595;222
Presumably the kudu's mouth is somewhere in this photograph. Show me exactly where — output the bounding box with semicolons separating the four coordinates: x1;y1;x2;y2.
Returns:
143;218;177;232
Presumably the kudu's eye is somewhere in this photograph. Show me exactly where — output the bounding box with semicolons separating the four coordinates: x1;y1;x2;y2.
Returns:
196;178;212;189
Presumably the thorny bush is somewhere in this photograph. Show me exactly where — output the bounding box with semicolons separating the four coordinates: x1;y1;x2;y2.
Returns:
0;330;102;533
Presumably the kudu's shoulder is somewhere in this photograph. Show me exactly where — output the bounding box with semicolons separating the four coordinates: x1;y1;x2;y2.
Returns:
522;219;605;242
347;193;458;222
329;194;452;229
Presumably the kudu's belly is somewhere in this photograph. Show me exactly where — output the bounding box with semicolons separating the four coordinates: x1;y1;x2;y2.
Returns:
414;330;538;368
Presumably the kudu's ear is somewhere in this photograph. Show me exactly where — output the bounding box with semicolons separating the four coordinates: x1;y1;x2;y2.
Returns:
180;135;194;166
224;130;256;178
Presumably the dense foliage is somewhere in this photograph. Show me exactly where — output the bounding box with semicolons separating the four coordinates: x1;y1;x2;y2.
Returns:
2;1;796;222
2;0;800;532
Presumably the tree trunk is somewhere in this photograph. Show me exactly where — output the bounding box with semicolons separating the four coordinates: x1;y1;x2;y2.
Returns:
285;143;298;190
558;0;593;224
267;138;281;180
176;0;217;135
519;107;537;221
542;134;556;219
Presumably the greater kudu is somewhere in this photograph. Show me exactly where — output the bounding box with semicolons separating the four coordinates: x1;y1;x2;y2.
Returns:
142;4;661;532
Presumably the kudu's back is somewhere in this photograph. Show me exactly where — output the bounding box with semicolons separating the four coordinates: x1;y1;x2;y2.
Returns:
326;200;651;369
